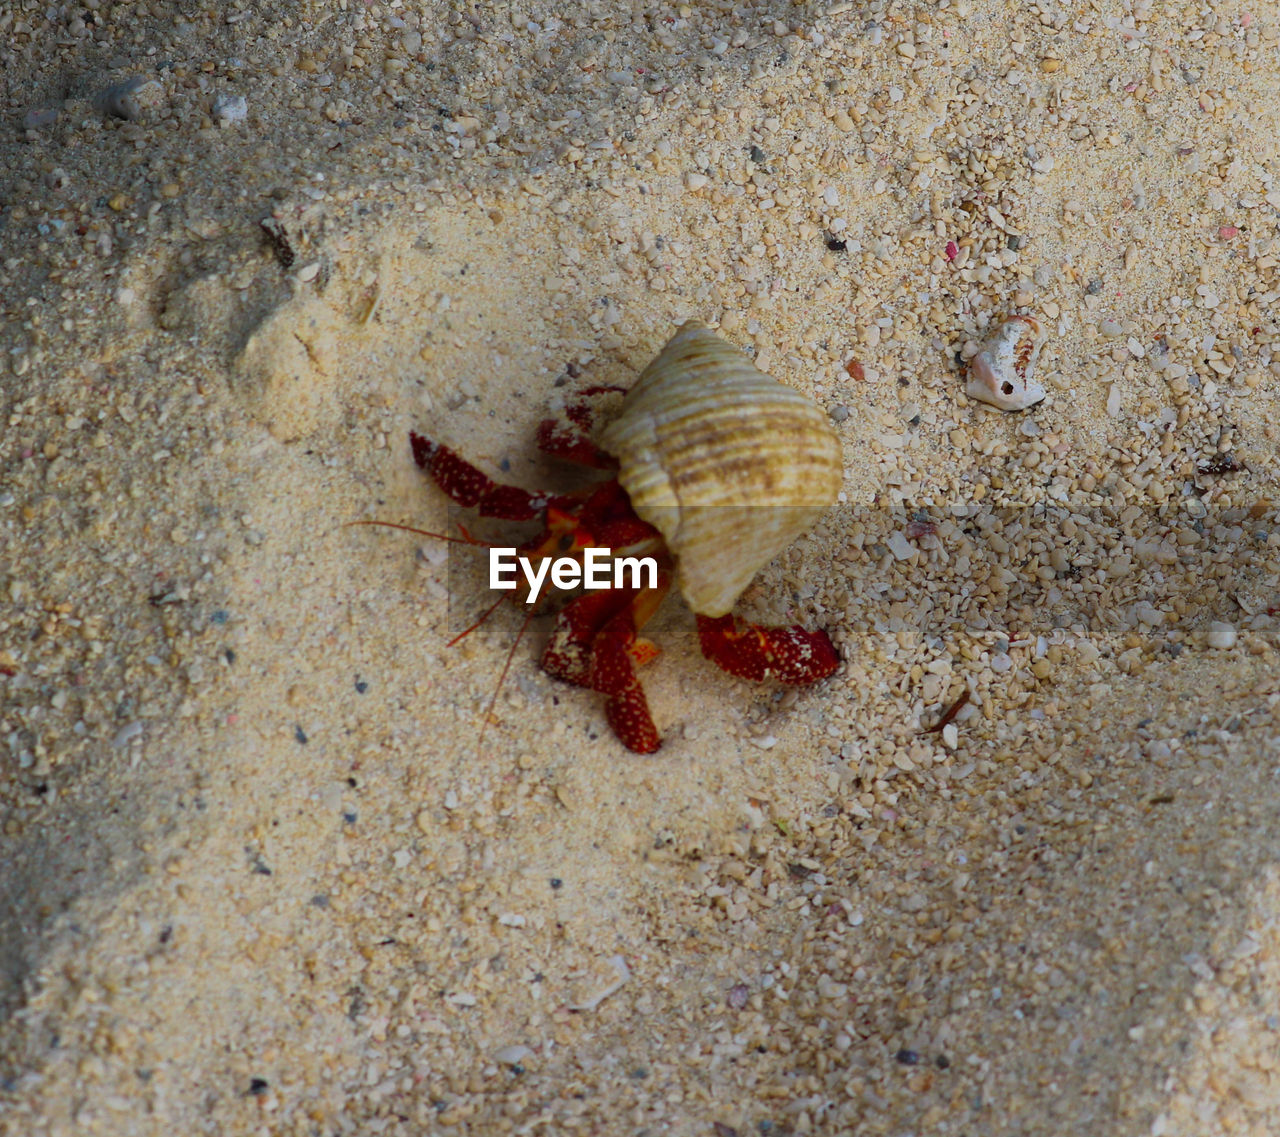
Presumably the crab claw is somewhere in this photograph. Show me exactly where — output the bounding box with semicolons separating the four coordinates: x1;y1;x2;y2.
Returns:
696;613;839;686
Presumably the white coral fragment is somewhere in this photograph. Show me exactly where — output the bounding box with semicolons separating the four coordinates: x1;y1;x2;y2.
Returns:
965;315;1047;411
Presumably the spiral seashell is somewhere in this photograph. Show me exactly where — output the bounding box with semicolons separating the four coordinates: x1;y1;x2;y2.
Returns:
597;319;843;617
965;315;1046;411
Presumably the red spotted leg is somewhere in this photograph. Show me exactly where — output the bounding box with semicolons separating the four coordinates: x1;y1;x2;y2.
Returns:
410;431;586;521
696;613;840;686
542;573;671;754
534;385;627;469
410;380;626;519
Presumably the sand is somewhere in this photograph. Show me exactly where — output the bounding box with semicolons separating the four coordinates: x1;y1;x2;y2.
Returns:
3;1;1280;1134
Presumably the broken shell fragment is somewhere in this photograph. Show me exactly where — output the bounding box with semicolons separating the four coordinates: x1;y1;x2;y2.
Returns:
92;75;155;121
965;315;1046;411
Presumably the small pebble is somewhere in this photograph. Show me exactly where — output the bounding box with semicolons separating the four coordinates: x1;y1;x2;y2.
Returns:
93;76;148;120
22;107;58;130
1206;622;1237;650
886;531;915;560
564;955;631;1012
111;721;143;749
212;94;248;124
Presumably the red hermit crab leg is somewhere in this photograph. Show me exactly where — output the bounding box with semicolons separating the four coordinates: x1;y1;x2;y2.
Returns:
696;614;839;686
541;572;671;754
410;432;585;521
535;385;628;469
593;605;662;755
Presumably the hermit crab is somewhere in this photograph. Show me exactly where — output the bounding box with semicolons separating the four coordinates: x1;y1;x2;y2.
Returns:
397;319;844;753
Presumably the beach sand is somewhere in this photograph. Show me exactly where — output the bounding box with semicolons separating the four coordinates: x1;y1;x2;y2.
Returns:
3;2;1280;1133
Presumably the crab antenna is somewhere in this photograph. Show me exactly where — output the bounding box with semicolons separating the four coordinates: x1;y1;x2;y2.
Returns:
346;518;498;549
351;515;543;757
446;594;508;648
476;603;539;759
